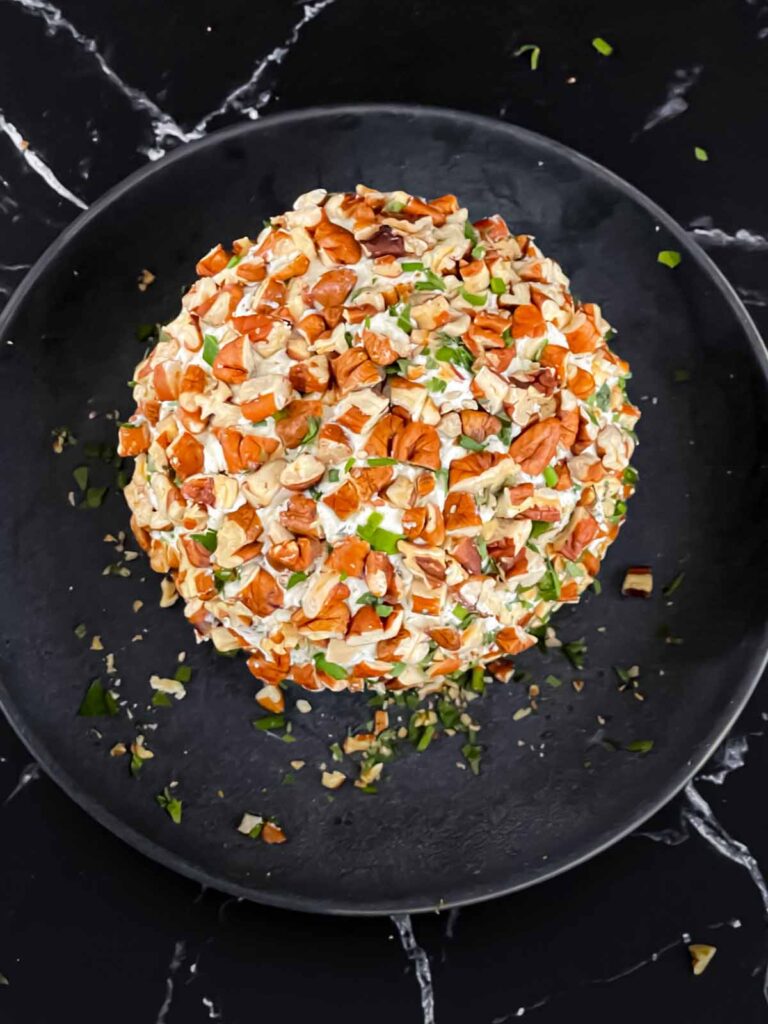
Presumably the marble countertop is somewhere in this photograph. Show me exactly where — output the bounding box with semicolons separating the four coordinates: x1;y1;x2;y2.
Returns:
1;1;767;1021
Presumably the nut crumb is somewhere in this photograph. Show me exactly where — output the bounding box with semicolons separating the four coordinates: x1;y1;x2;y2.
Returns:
160;577;178;608
110;743;127;757
290;760;306;771
572;679;585;693
296;699;312;714
137;268;156;292
689;944;716;976
132;600;144;613
90;635;103;651
322;770;346;789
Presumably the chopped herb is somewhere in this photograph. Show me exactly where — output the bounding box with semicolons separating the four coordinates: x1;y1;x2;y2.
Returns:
73;466;89;491
375;604;393;617
543;465;558;487
156;786;182;824
657;250;682;269
414;268;446;292
74;622;87;639
426;377;447;393
471;666;485;693
462;742;482;775
174;664;192;684
610;499;627;523
614;666;631;684
622;466;639;486
248;820;264;839
390;661;407;677
595;382;612;410
135;323;158;344
625;739;654;754
202;334;219;366
285;569;310;590
344;457;355;472
367;456;398;467
301;416;321;446
313;652;348;680
663;571;685;597
458;434;486;452
401;261;424;271
464;221;479;245
384;199;406;213
78;678;119;717
529;520;552;539
434;467;449;489
328;468;340;482
452;604;472;622
460;287;486;308
490;276;506;294
84;486;108;509
356;511;403;554
190;529;218;552
561;638;588;670
591;578;602;595
273;408;289;422
538;559;561;601
253;714;286;731
416;725;436;752
545;674;563;688
330;742;344;762
437;699;461;729
514;43;541;69
592;36;613;56
226;253;244;268
213;567;238;590
152;691;173;707
694;146;709;162
435;336;474;372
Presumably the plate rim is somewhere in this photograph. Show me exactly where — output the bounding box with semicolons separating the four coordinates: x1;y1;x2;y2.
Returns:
1;102;767;916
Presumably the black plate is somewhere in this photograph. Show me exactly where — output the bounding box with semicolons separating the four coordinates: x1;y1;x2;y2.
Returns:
1;105;767;915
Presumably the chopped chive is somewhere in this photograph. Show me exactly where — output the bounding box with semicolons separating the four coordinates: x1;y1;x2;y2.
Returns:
73;466;89;491
174;664;192;683
543;465;558;487
253;714;285;731
461;287;486;307
202;334;219;366
416;725;436;752
545;674;562;688
458;434;486;452
74;623;87;639
592;36;613;56
156;786;182;824
452;604;471;622
471;666;485;693
84;486;108;509
625;739;654;754
426;377;447;393
367;457;398;466
657;250;681;269
401;261;424;271
313;653;348;680
375;604;393;617
464;221;479;244
328;469;340;482
662;571;685;597
490;277;506;294
514;43;541;69
78;678;119;717
286;571;308;589
694;146;709;162
190;530;217;552
152;691;173;707
301;416;321;446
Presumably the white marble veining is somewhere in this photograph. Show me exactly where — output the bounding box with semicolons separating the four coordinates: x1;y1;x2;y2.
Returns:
640;66;702;133
689;219;768;251
3;761;41;804
155;940;186;1024
391;914;436;1024
0;110;88;208
7;0;337;160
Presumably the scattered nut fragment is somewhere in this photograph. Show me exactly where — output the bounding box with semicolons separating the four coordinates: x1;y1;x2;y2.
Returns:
110;742;127;757
622;565;653;598
373;710;389;735
237;812;263;835
159;577;178;608
290;760;306;771
105;652;116;674
689;943;717;976
90;635;104;651
343;733;375;754
572;679;585;693
137;268;156;292
132;600;144;613
262;821;287;844
322;770;346;789
130;734;154;761
295;699;312;714
150;675;187;700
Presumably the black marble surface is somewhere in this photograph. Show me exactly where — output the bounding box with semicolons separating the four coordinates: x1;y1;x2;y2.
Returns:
1;1;768;1021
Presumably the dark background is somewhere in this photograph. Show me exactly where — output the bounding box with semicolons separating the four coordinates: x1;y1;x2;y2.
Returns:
1;1;767;1021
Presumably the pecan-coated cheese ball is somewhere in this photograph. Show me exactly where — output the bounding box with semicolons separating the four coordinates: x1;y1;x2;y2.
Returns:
119;185;639;695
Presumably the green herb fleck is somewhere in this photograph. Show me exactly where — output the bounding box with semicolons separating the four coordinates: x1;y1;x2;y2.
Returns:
253;714;286;731
78;678;119;717
514;43;541;69
426;377;447;393
84;486;108;509
490;277;506;294
658;250;681;269
662;571;685;597
174;664;192;684
543;465;558;487
625;739;654;754
592;36;613;56
313;652;348;680
458;434;486;452
190;530;217;552
73;466;89;491
74;622;87;640
462;742;482;775
460;287;486;308
561;638;588;670
152;691;173;707
156;786;182;824
202;334;219;366
694;146;709;162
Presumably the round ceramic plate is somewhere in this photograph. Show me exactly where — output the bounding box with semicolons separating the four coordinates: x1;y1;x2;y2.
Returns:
1;105;766;915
